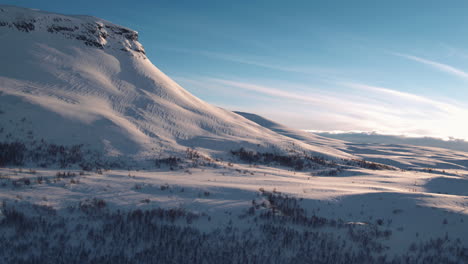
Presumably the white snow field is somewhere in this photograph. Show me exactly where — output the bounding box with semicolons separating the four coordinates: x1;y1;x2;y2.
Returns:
0;5;467;264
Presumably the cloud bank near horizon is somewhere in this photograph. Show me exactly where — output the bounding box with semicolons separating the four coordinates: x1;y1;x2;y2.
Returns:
176;74;468;141
312;130;468;152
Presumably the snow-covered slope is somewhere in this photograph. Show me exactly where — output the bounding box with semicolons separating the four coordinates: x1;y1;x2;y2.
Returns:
0;5;352;162
235;111;349;151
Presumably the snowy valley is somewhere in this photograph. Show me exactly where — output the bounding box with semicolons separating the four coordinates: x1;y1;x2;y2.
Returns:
0;5;467;264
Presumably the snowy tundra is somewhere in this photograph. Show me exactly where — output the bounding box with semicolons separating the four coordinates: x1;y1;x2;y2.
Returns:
0;5;467;264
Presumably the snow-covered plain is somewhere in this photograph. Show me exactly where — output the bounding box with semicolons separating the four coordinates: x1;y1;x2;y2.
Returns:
0;5;467;263
1;155;467;262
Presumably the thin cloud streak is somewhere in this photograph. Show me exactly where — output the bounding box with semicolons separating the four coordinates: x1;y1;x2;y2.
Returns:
157;46;336;76
200;78;406;120
340;82;435;105
203;78;325;104
203;77;449;119
179;76;468;140
338;81;459;116
393;52;468;80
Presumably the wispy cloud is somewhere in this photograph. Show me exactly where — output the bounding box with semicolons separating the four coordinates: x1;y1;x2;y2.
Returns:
338;81;454;113
178;76;468;140
393;52;468;80
158;46;336;76
202;78;325;104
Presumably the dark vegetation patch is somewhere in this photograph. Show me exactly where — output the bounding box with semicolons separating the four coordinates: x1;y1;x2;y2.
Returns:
315;168;344;176
154;148;219;171
0;142;26;166
154;156;180;170
230;147;335;170
0;200;466;264
248;189;392;239
0;170;87;188
0;140;120;170
342;159;395;170
230;148;395;171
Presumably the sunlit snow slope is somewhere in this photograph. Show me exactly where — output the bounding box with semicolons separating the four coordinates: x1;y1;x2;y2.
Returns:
0;5;351;161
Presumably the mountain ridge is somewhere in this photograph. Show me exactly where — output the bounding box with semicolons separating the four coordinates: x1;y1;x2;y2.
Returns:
0;5;353;167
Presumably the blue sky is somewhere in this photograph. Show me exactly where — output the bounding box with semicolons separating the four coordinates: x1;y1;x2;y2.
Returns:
5;0;468;139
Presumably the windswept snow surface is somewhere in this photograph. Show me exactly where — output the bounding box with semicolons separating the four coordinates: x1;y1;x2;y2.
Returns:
1;5;468;263
0;5;351;162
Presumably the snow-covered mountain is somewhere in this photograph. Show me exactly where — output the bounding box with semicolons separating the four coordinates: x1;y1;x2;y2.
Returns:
0;5;351;163
1;6;468;263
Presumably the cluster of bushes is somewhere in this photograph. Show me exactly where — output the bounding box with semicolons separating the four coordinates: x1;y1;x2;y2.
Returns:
230;148;396;172
73;199;200;224
78;198;107;213
155;148;219;170
154;156;180;170
246;189;394;252
0;201;466;263
0;139;123;170
56;171;77;179
0;175;36;188
342;159;395;170
347;223;392;251
30;142;87;168
315;168;344;176
250;189;344;228
230;148;336;171
0;170;85;188
185;148;201;160
186;148;217;167
0;141;26;166
0;140;86;167
418;168;450;175
11;177;31;187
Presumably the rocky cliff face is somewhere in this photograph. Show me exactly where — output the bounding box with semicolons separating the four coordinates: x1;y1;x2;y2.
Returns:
0;6;145;54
